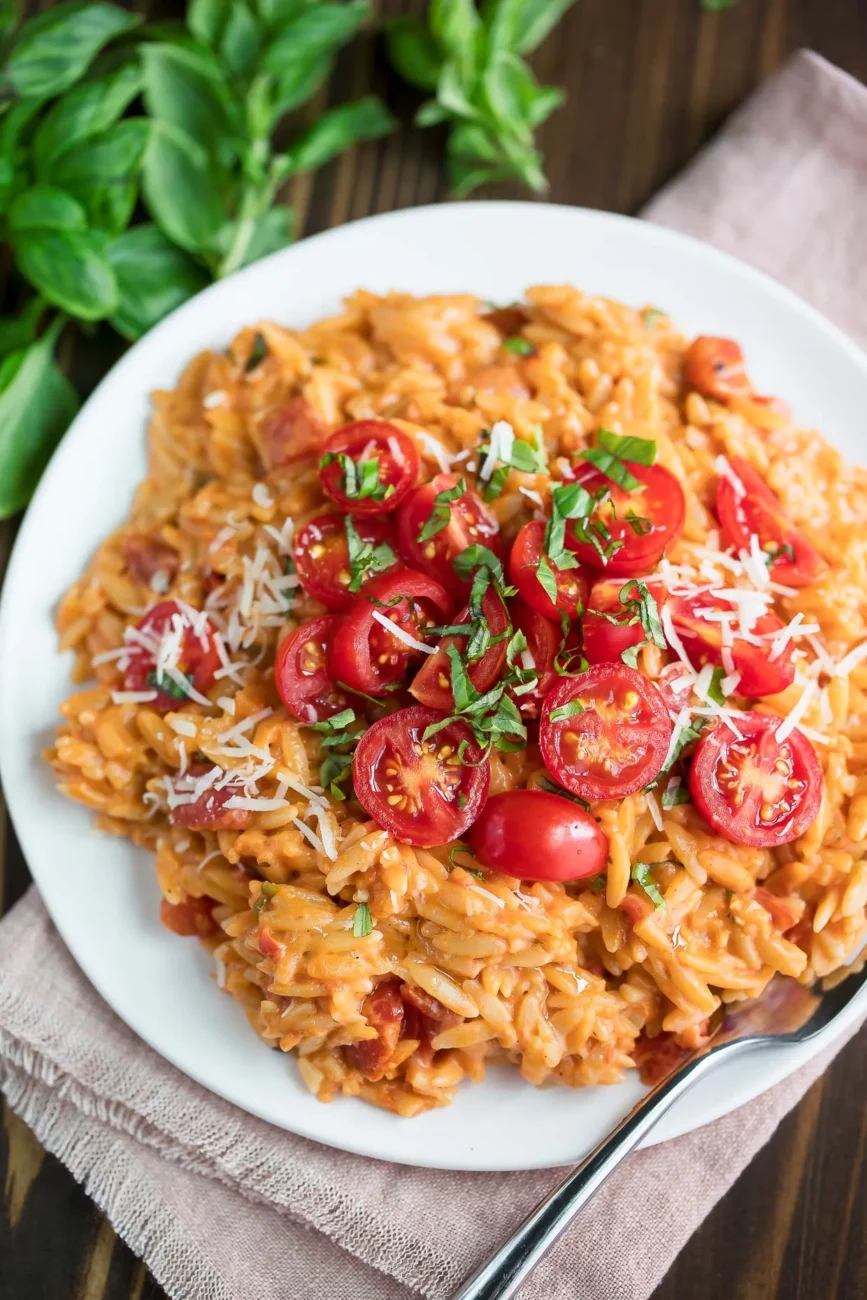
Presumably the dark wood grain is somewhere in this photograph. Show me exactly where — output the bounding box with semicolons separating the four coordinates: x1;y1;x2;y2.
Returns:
3;1;867;1296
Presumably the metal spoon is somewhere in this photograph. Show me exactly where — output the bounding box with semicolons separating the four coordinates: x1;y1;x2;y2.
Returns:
451;962;867;1300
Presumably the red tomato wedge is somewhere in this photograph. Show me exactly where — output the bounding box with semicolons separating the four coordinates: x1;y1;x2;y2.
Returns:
292;513;397;610
329;569;452;698
352;706;489;847
345;976;404;1080
123;600;220;710
169;773;253;831
467;790;608;881
410;586;509;711
274;614;351;722
582;577;667;665
159;896;219;937
564;463;685;576
396;473;501;598
507;599;561;717
716;457;825;589
689;713;823;847
668;591;795;698
684;337;751;402
319;420;419;515
539;664;672;800
509;519;590;622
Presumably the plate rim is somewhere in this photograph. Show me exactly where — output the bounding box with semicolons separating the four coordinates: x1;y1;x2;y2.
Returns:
2;198;866;1171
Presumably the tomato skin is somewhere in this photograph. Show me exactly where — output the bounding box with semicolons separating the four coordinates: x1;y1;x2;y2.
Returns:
410;586;509;711
582;577;666;665
467;790;608;882
329;569;452;698
159;896;219;937
716;457;825;589
345;976;404;1080
319;420;419;516
564;463;685;576
292;513;397;611
668;592;795;698
539;664;672;801
508;599;561;717
685;336;751;402
396;473;501;598
274;614;351;722
509;519;590;622
123;600;220;710
689;713;823;847
169;772;253;830
352;706;489;847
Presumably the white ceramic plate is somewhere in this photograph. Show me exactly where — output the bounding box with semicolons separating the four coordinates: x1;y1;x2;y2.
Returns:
2;202;866;1173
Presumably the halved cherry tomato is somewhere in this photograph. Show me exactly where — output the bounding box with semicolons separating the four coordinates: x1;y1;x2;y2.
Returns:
159;895;219;937
329;569;452;698
684;336;751;402
410;586;509;711
689;713;823;847
582;577;667;665
352;705;489;847
123;600;220;710
509;519;590;622
564;463;685;576
292;513;397;611
467;790;608;882
169;775;252;831
396;473;501;598
274;614;351;721
539;664;672;800
668;591;795;698
507;599;561;717
319;420;419;515
716;457;825;588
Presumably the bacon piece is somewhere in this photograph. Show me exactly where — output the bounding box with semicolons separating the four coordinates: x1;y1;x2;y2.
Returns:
633;1030;689;1087
345;976;405;1080
620;892;654;926
754;887;805;933
483;304;530;337
160;896;218;938
258;926;281;959
260;397;328;469
123;534;179;587
400;983;461;1028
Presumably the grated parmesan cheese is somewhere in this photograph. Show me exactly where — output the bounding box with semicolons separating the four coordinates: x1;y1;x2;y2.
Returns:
775;681;816;743
252;483;274;509
835;639;867;678
479;421;515;481
371;609;435;654
168;716;197;737
645;790;664;831
111;689;158;704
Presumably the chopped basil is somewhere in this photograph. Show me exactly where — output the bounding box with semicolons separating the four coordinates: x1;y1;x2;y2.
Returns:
631;862;666;909
452;544;508;589
535;553;559;604
579;428;656;492
661;780;691;809
554;613;588;677
147;669;189;700
765;542;796;566
479;426;547;500
308;708;356;734
548;698;584;724
706;666;727;707
536;774;591;811
319;451;394;503
353;903;373;937
589;875;607;893
244;332;267;372
615;579;666;668
423;652;527;756
625;510;653;536
344;516;397;592
448;841;474;869
417;478;466;543
306;709;362;795
501;336;535;356
253;880;278;916
655;716;708;781
642;307;668;327
537;479;593;593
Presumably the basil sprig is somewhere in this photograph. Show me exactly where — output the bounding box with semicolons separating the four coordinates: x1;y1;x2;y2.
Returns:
578;428;657;492
417;477;467;543
321;451;395;503
344;517;397;593
385;0;578;196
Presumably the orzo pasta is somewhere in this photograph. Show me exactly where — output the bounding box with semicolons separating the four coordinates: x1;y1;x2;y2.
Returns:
47;287;867;1114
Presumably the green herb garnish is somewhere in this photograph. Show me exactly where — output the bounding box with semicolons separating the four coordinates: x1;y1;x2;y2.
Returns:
547;698;584;724
501;336;535;357
244;332;267;373
253;880;278;916
479;426;547;500
417;477;466;543
765;543;796;567
579;428;656;492
706;667;727;707
631;863;666;909
589;875;607;893
147;669;190;700
536;774;591;811
661;780;691;809
344;516;397;593
352;902;373;938
642;307;668;327
320;452;394;504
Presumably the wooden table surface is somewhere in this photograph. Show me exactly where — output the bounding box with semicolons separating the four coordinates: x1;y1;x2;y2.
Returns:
3;0;867;1295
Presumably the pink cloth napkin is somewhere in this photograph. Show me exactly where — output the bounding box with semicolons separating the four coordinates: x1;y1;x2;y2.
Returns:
2;48;866;1300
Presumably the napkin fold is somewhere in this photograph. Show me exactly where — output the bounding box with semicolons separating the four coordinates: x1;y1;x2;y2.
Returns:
2;48;866;1300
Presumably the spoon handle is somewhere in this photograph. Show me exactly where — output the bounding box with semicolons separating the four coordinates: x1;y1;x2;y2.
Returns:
450;1049;727;1300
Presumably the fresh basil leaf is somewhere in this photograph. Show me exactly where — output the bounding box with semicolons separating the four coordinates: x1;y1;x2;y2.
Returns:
661;780;691;809
430;0;481;83
631;862;665;909
437;59;481;120
385;15;442;91
415;98;451;127
547;698;584;724
501;335;534;356
345;516;397;592
33;62;143;172
535;774;591;811
481;49;555;141
3;3;141;100
8;186;87;232
255;0;307;33
278;96;396;177
535;554;558;604
262;1;369;88
589;874;606;893
452;543;507;587
417;477;465;543
660;717;707;776
218;0;261;79
598;428;656;466
0;319;78;519
105;224;208;340
706;666;727;707
0;297;44;356
142;120;228;256
147;668;190;699
352;902;373;938
270;49;331;118
187;0;230;47
49;118;150;234
765;542;795;566
12;227;117;319
512;0;577;54
701;0;736;9
225;205;292;272
141;43;235;158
